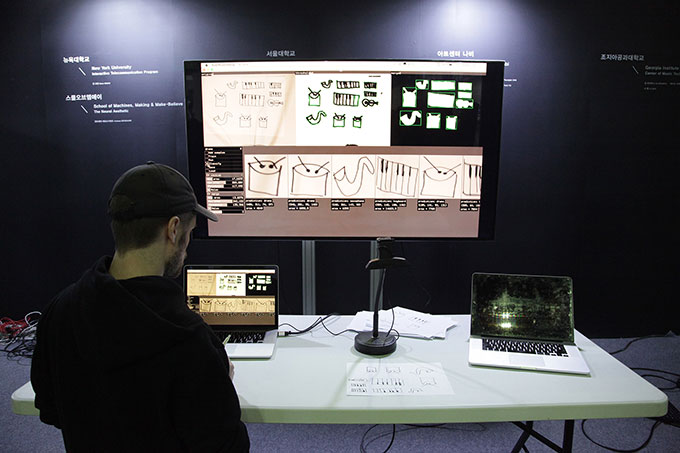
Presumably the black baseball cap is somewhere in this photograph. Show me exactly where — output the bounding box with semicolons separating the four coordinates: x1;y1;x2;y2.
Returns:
108;162;218;222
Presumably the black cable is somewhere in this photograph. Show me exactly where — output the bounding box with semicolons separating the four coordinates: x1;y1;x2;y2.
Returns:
360;424;396;453
581;419;662;452
278;313;340;335
606;334;674;355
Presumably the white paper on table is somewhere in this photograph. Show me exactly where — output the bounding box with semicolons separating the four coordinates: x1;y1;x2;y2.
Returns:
345;306;457;339
346;362;454;396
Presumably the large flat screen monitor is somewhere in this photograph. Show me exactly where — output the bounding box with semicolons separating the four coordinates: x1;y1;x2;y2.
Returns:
184;60;504;239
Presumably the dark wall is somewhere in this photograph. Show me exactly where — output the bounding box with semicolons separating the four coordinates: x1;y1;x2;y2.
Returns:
1;0;678;337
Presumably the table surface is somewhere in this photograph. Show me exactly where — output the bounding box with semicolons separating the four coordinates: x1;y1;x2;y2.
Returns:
13;314;667;424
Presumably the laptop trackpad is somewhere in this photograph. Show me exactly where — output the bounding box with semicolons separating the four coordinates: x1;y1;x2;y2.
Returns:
509;355;545;367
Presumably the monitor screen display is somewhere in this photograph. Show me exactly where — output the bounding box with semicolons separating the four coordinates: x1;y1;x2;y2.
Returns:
184;60;504;239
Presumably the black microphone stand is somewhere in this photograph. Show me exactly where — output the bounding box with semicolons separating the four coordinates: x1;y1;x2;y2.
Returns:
354;237;407;356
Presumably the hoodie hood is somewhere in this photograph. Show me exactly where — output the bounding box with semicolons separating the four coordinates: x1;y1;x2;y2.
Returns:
68;256;204;370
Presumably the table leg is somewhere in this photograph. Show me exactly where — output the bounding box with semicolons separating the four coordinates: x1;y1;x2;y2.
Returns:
511;420;574;453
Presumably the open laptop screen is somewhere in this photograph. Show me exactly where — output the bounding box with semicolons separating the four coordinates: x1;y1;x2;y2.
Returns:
471;273;574;342
184;265;278;328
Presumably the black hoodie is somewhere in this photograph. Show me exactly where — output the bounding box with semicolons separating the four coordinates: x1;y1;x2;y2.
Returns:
31;256;250;452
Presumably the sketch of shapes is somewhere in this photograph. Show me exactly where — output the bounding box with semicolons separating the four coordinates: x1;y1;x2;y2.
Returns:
213;111;233;126
291;159;330;196
333;113;346;128
258;116;268;128
321;80;333;89
269;81;282;89
364;81;377;89
458;91;473;99
240;93;265;107
336;80;360;89
352;116;362;128
445;115;458;130
399;110;422;127
199;299;213;312
420;377;437;386
431;80;456;91
239;115;252;128
308;88;321;106
215;90;227;107
333;156;375;197
426;112;441;129
427;92;455;108
377;157;418;197
248;157;285;196
333;92;360;107
455;98;474;109
402;87;417;108
458;81;473;91
268;99;284;107
306;110;327;125
421;158;459;198
415;79;429;90
362;98;379;107
463;160;482;196
242;81;265;90
226;81;238;89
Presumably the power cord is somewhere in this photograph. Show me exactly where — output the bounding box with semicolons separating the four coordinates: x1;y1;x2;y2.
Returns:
581;419;662;452
1;311;41;361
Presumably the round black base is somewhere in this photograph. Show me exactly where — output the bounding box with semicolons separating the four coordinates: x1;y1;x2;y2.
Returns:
354;331;398;356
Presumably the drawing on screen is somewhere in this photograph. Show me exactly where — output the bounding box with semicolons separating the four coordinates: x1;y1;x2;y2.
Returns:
376;157;418;197
463;159;482;196
258;116;268;128
455;99;474;109
247;156;286;196
415;79;429;90
308;88;321;106
213;112;233;126
336;80;360;89
215;90;227;107
267;99;284;107
402;87;417;108
364;81;377;89
242;81;265;90
353;116;363;128
226;81;238;89
431;80;456;91
321;80;333;89
333;156;375;197
427;92;455;108
240;93;265;107
334;92;360;107
399;110;422;127
306;110;327;125
291;156;330;197
445;115;458;130
269;81;282;89
362;98;379;107
239;115;252;128
426;112;441;129
333;113;346;128
420;156;459;198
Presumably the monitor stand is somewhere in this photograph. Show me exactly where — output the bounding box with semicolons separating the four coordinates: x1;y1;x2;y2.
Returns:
354;237;407;356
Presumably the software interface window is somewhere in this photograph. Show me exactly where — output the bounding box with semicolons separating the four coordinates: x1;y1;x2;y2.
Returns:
186;61;503;238
186;268;276;326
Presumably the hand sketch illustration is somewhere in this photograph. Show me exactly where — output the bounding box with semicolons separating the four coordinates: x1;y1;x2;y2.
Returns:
308;88;321;106
402;87;417;108
269;82;282;89
336;80;360;89
399;110;422;126
240;93;265;107
267;99;284;107
333;113;346;128
213;112;233;126
334;92;360;107
445;115;458;130
242;81;265;90
463;159;482;196
426;112;441;129
258;116;268;128
364;81;377;89
239;114;252;128
306;110;327;125
226;81;238;89
415;79;429;90
320;80;333;89
247;156;286;196
362;98;379;107
353;116;363;128
420;156;460;198
290;157;330;197
333;156;375;197
431;80;456;91
376;157;418;197
215;90;227;107
427;92;455;108
455;98;474;109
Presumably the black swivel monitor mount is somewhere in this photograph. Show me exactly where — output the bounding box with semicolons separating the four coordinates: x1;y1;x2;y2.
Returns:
354;237;407;356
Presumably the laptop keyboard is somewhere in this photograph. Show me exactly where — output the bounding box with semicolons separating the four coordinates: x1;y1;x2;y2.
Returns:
482;338;569;357
215;331;265;344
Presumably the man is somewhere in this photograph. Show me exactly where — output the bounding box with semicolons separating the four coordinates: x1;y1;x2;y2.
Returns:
31;162;250;452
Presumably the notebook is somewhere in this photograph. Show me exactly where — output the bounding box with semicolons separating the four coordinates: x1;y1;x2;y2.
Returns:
183;264;279;359
468;272;590;375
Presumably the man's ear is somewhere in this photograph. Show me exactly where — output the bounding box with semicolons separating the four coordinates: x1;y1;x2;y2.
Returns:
166;216;181;244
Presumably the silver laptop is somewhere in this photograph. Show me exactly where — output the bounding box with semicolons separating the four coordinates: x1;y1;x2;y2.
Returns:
468;273;589;375
184;264;279;359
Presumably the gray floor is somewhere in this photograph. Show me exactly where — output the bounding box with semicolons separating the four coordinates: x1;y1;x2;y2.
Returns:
2;335;678;452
